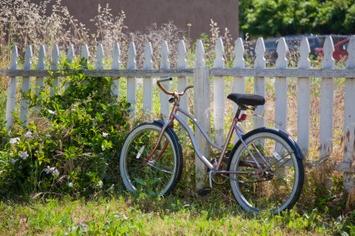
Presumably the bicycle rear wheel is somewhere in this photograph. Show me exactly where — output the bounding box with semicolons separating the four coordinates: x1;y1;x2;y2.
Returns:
119;122;182;196
229;128;304;214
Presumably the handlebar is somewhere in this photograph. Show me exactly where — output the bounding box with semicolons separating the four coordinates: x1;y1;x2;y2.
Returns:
157;78;193;97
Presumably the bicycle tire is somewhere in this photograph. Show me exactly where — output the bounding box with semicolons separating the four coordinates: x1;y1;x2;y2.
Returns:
228;127;304;214
119;121;183;196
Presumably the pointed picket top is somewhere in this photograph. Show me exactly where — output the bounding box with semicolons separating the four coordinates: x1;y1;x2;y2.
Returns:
10;45;18;70
233;38;245;68
299;37;311;69
112;42;121;69
275;37;289;68
37;45;46;70
80;44;90;60
67;44;75;63
127;41;137;70
346;35;355;68
143;41;153;69
160;40;170;69
322;36;335;69
177;40;187;69
51;44;60;70
254;37;266;69
213;37;225;68
95;43;104;70
24;45;33;70
195;39;205;68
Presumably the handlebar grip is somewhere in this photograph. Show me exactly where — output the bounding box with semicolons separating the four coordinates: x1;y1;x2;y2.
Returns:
157;77;172;83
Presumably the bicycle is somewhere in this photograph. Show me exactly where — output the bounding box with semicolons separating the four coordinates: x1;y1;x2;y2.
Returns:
119;78;304;214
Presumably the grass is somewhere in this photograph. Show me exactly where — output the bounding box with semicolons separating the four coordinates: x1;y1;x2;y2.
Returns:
0;194;353;235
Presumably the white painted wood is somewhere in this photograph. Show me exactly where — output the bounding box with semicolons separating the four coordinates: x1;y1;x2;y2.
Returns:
143;41;153;114
95;43;104;70
67;44;75;63
213;37;225;146
80;44;90;61
160;40;170;119
319;36;335;158
297;37;311;155
344;36;355;133
254;37;266;128
127;41;137;115
232;37;246;102
194;40;209;190
20;45;33;125
6;45;18;130
50;44;60;96
111;42;120;98
275;37;288;131
341;123;355;192
35;45;46;96
177;40;188;116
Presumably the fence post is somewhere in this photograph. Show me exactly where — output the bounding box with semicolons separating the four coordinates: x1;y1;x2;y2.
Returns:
297;37;311;156
127;42;137;116
20;45;33;126
254;37;266;128
50;44;60;96
160;41;170;120
319;36;335;158
275;37;288;131
194;40;209;190
143;41;153;114
213;37;225;146
6;45;18;130
35;45;46;96
344;36;355;134
177;40;188;118
111;43;120;98
95;43;104;70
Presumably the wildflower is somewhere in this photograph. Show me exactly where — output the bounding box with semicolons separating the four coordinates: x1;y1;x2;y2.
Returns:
19;151;29;160
44;166;60;177
9;137;20;145
102;132;109;138
52;168;60;177
47;109;56;115
24;131;33;139
97;180;103;188
67;182;73;188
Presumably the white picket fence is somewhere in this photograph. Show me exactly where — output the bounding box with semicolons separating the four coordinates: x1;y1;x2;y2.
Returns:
1;35;355;191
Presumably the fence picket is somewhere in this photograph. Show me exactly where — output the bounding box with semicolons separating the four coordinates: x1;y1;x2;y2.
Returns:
35;45;46;96
275;37;288;131
67;44;75;63
232;38;245;112
111;43;120;98
254;37;266;128
297;37;311;155
319;36;335;158
160;41;170;119
213;37;225;146
95;43;104;70
143;42;153;114
50;44;60;96
127;42;137;115
6;46;18;130
194;40;209;189
177;40;188;118
344;36;355;131
20;45;33;125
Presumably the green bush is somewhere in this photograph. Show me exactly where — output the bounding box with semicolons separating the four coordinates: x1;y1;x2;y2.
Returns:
0;62;130;198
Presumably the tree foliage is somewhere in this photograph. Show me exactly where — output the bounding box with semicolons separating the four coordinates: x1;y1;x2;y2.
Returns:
241;0;355;37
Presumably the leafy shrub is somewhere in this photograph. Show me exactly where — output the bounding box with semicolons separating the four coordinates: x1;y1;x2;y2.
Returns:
0;62;130;198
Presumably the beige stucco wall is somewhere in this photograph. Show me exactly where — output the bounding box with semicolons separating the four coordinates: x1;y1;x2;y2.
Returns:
32;0;238;39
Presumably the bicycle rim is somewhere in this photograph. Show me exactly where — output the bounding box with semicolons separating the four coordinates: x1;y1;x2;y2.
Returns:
120;124;179;196
230;131;302;214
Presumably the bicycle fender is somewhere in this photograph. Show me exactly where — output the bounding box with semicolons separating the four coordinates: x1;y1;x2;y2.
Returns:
228;127;304;169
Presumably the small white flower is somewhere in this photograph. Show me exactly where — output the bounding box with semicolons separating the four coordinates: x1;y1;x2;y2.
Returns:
67;182;73;188
19;151;29;160
44;166;59;177
9;137;20;145
47;109;56;115
24;131;33;139
44;166;51;174
102;132;109;138
97;180;103;188
52;168;60;177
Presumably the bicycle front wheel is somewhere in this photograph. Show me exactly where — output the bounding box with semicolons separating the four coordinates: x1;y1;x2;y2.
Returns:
229;128;304;214
119;122;182;196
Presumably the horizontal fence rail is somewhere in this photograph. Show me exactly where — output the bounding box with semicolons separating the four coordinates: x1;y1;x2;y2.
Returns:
1;35;355;191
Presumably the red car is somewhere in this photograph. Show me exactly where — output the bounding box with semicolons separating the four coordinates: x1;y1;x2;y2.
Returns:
315;38;349;61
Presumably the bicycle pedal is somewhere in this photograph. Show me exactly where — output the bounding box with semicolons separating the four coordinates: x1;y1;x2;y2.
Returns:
196;187;212;196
